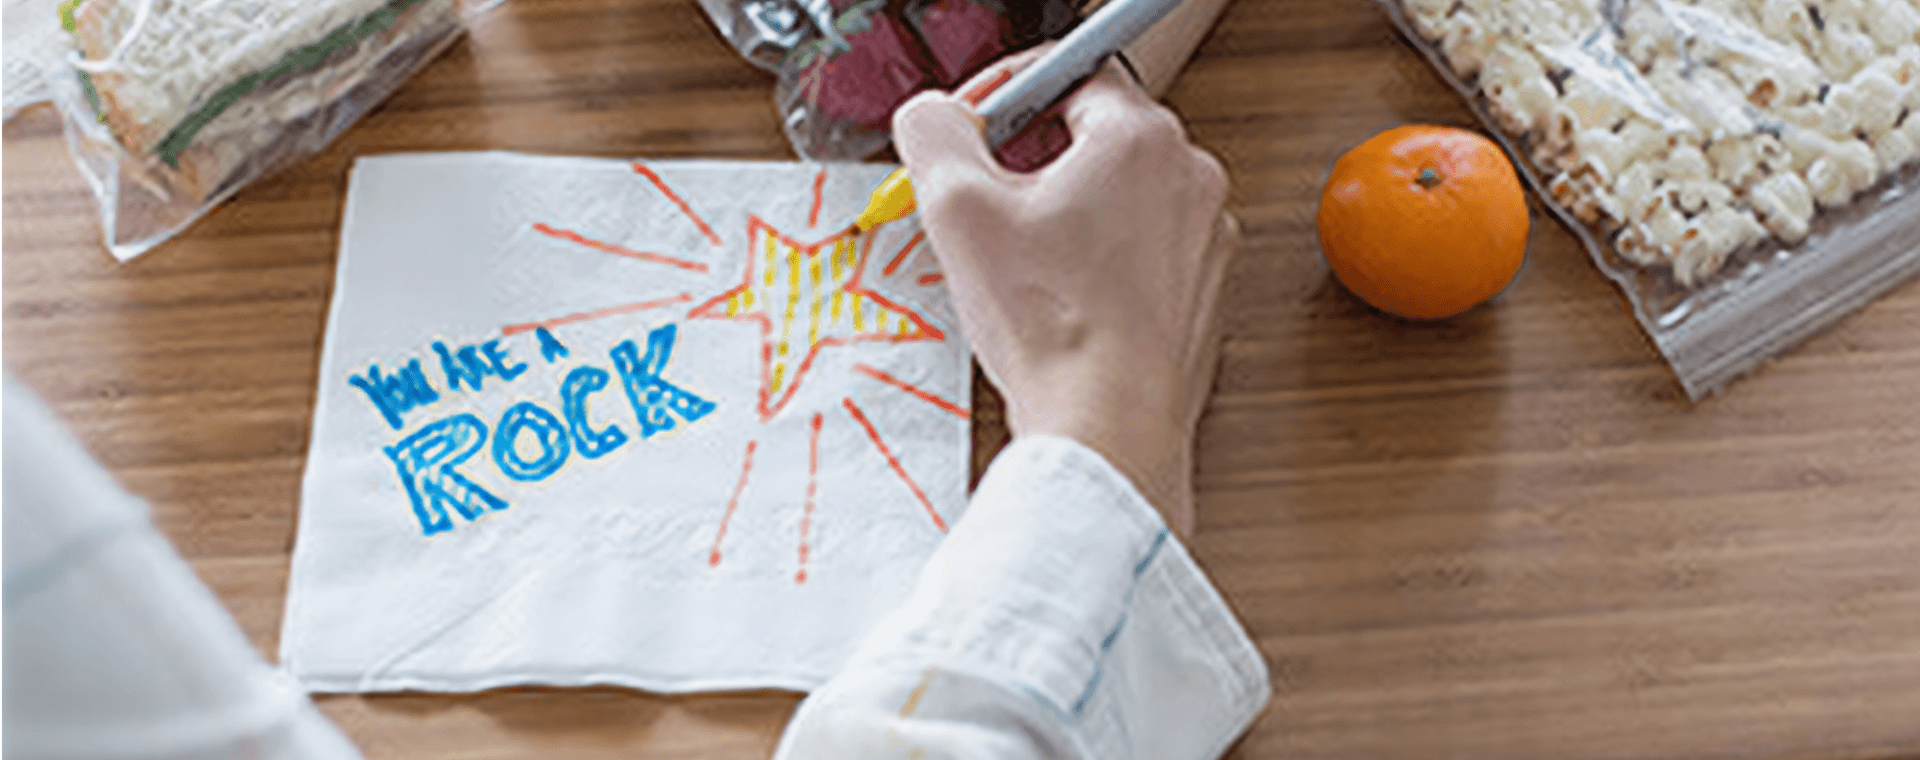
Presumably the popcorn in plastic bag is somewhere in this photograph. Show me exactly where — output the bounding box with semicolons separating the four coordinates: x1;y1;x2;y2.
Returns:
1379;0;1920;399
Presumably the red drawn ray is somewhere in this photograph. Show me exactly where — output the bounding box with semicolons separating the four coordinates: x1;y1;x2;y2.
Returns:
688;215;946;422
808;168;828;228
852;363;968;420
531;223;710;273
709;440;758;567
632;162;724;248
796;412;824;583
916;273;944;286
842;397;948;533
502;293;693;336
883;230;924;277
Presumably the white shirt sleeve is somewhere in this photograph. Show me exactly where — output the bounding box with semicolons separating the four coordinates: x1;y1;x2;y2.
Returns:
774;435;1271;760
3;375;363;760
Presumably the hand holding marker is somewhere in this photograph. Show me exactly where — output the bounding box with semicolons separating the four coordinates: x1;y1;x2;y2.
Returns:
851;0;1192;233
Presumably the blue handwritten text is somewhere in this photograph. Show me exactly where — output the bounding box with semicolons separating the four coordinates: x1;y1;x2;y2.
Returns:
536;327;569;363
561;366;628;458
385;413;509;535
373;324;716;536
612;324;717;438
434;339;529;392
349;359;440;430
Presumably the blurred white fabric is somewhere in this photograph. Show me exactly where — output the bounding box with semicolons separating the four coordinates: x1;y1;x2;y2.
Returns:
776;436;1272;760
3;374;364;760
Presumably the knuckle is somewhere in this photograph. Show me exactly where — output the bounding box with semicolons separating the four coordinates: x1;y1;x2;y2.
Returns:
890;92;948;142
1126;105;1185;147
1219;212;1244;245
1190;147;1230;198
1211;214;1243;263
1021;187;1072;221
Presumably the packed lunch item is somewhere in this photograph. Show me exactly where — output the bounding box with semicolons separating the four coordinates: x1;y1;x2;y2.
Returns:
50;0;499;260
698;0;1084;160
1380;0;1920;398
5;0;69;118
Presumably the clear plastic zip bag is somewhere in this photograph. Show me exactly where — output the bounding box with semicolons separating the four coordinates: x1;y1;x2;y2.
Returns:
1378;0;1920;399
47;0;504;261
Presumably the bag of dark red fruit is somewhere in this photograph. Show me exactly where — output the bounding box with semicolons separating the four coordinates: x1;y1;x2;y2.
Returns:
698;0;1083;160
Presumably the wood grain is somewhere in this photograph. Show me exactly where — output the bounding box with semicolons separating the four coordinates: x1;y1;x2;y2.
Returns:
5;0;1918;758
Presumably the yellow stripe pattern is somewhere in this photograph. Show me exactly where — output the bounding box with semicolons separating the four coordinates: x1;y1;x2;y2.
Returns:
720;224;928;401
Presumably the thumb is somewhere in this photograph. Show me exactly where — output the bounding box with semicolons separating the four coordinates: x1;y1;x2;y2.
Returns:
891;91;1006;195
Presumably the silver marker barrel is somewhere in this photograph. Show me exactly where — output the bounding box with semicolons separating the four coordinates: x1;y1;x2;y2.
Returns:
973;0;1189;147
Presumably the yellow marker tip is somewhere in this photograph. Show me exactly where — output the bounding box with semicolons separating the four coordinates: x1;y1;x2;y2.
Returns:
852;167;917;234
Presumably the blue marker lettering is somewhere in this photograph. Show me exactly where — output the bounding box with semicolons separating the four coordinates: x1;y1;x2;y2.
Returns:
384;414;507;535
610;324;716;438
492;401;570;481
434;339;526;391
434;341;492;391
535;327;570;363
560;366;628;458
481;339;529;381
348;359;440;430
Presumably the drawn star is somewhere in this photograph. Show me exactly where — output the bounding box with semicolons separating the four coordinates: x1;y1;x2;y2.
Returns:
502;163;963;582
687;215;945;420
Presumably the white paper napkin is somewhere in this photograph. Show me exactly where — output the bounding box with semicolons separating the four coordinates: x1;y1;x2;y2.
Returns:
281;153;971;693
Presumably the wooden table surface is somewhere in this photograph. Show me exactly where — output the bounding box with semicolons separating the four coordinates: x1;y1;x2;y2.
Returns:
6;0;1919;757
